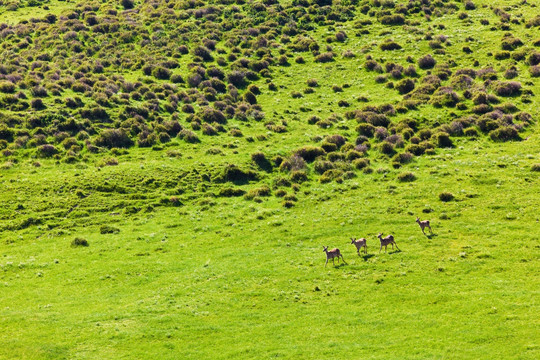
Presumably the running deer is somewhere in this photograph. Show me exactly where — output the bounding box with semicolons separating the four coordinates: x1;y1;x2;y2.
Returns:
416;217;433;235
323;246;346;267
377;233;400;253
350;237;367;255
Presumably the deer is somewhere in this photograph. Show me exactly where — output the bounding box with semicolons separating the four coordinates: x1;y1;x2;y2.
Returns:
377;233;400;253
323;246;346;267
350;237;367;255
416;217;433;235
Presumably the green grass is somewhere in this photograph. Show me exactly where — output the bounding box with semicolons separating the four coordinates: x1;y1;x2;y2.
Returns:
1;134;539;359
1;0;540;358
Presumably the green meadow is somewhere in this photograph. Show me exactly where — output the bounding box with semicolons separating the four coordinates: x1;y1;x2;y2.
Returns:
1;0;539;358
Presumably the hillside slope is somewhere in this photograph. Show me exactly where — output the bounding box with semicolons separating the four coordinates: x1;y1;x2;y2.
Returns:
0;0;539;359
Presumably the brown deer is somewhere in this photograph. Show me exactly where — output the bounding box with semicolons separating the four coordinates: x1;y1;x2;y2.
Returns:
323;246;346;267
377;233;400;253
416;217;433;235
350;237;367;255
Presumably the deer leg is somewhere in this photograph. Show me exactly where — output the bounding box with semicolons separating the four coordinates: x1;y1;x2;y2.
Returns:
428;225;433;233
394;242;400;251
364;245;367;254
325;258;328;267
332;258;335;266
379;244;382;253
341;255;347;264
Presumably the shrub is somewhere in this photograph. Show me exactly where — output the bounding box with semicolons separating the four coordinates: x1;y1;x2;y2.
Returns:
152;66;171;80
356;123;376;137
218;187;246;197
418;54;436;69
529;66;540;78
489;126;520;142
71;238;89;247
353;158;370;169
325;134;347;148
380;14;405;25
315;52;334;63
291;170;308;183
405;143;425;156
251;152;272;171
320;169;344;183
31;98;46;110
36;144;59;158
397;172;416;182
100;225;120;234
464;127;479;137
433;132;453;148
346;150;363;161
395;79;415;94
280;155;306;172
282;200;295;208
95;129;133;148
528;52;540;66
295;146;325;162
314;160;335;174
178;129;200;143
439;192;454;202
379;142;395;155
392;152;414;164
244;185;271;200
307;78;318;87
492;81;521;97
321;141;338;153
220;164;259;184
202;123;218;136
0;81;16;93
531;164;540;172
380;40;402;51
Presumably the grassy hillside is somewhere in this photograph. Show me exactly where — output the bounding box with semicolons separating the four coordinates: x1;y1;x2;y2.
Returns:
1;0;539;358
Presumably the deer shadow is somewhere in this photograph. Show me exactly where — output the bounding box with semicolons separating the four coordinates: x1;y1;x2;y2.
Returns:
425;233;437;240
360;253;374;261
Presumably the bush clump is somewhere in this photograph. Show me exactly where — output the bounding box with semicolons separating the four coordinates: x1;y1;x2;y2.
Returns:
220;164;259;184
530;164;540;172
418;54;436;69
380;40;402;51
290;170;309;183
397;172;416;182
320;169;344;183
392;152;414;164
251;152;272;171
95;129;133;148
244;185;271;200
433;132;453;148
489;126;520;142
295;146;325;162
439;192;454;202
395;79;415;94
37;144;59;158
100;225;120;234
218;187;246;197
353;158;370;170
71;238;89;247
492;81;521;97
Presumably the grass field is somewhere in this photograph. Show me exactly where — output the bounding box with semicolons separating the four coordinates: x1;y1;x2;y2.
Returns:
1;0;540;358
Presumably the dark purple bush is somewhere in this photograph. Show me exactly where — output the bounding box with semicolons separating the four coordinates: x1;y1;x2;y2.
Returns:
418;54;436;69
492;81;521;97
37;144;59;158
